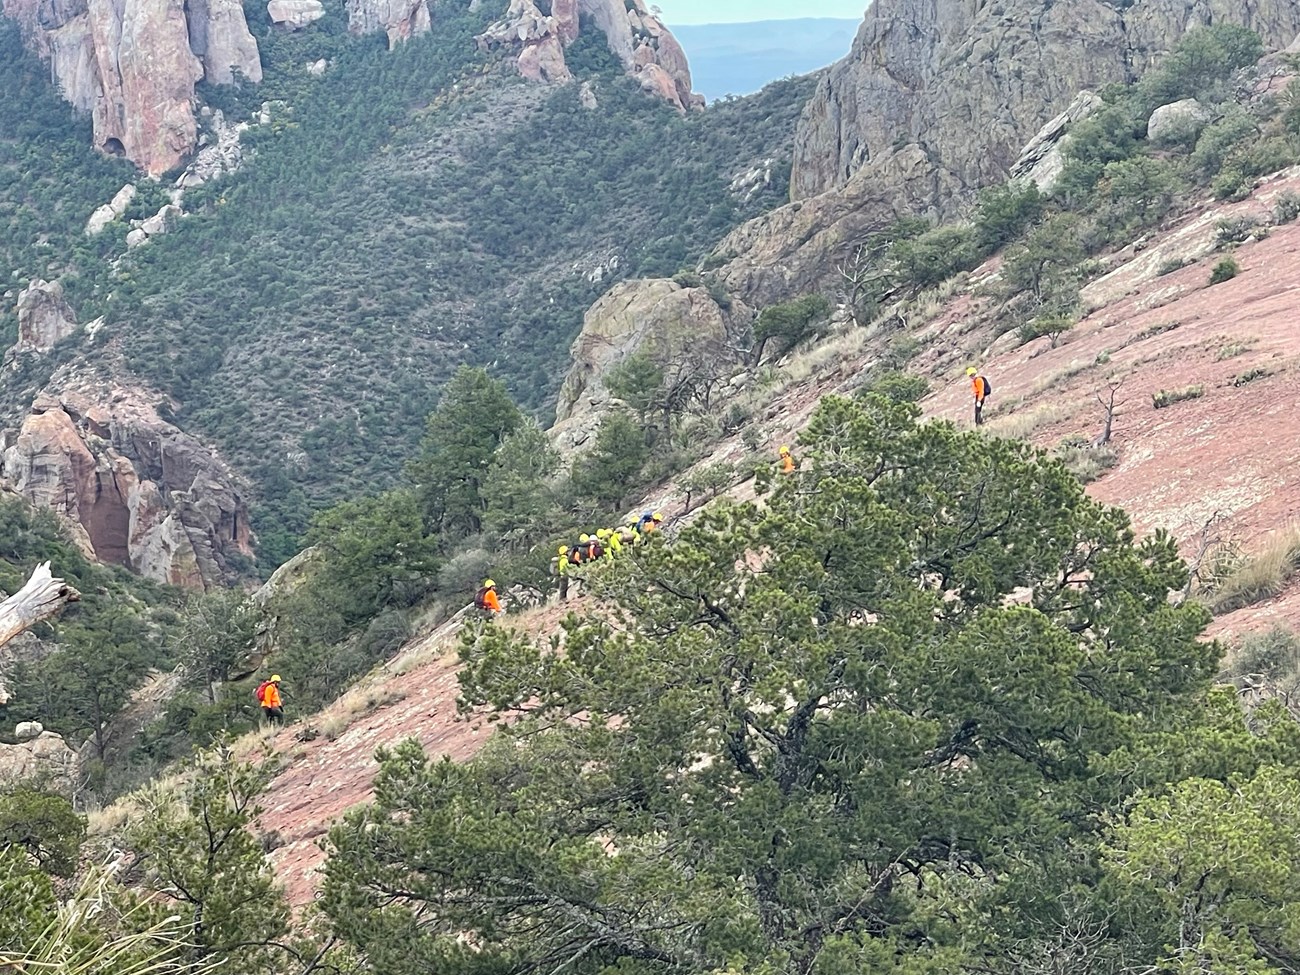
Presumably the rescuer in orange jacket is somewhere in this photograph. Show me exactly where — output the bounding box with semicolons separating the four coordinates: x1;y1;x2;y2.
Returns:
967;366;991;426
778;444;796;473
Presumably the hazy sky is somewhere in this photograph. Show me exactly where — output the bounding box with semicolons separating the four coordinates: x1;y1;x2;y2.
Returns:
651;1;867;25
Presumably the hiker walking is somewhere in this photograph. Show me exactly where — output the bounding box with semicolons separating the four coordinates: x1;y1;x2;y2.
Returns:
636;511;664;536
967;366;991;426
256;675;284;725
475;579;502;616
553;545;570;602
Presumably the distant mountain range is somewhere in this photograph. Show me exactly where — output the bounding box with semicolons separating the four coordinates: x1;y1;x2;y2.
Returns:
673;18;861;101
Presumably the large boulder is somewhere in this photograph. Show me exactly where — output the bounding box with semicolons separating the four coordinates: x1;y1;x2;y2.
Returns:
13;279;78;354
3;0;262;174
1147;97;1212;142
0;732;77;797
0;382;254;588
266;0;325;29
551;279;750;452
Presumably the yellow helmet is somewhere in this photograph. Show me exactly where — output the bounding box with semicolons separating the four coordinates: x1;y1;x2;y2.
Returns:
779;445;790;455
652;511;664;522
270;674;282;683
596;528;610;539
483;579;496;589
558;544;568;555
579;533;590;543
966;366;978;376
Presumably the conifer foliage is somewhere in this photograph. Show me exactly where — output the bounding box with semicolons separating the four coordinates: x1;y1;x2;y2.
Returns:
322;395;1226;974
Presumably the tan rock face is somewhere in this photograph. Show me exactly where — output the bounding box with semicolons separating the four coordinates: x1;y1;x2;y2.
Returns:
476;0;698;110
792;0;1300;203
13;279;78;353
186;0;262;84
344;0;429;48
4;0;261;175
551;278;751;451
713;0;1300;308
266;0;324;29
0;385;254;589
0;732;77;796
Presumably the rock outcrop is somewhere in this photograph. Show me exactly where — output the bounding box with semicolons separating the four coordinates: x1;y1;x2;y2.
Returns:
0;383;254;589
2;0;261;175
1010;90;1105;192
708;0;1300;307
791;0;1300;204
85;183;136;236
344;0;429;48
266;0;324;29
13;280;78;353
551;278;750;451
1147;97;1212;142
0;731;77;795
476;0;701;111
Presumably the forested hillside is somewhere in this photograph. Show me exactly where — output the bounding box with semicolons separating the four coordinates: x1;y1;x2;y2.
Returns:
0;0;813;567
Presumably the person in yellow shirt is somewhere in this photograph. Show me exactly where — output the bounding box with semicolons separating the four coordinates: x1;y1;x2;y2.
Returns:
778;445;796;473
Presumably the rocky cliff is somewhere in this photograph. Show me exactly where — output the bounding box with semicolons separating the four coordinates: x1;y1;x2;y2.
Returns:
550;277;751;451
791;0;1300;201
1;0;260;175
0;381;253;589
476;0;702;111
713;0;1300;305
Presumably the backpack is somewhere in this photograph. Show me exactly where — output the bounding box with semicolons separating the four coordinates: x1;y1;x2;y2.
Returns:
474;586;490;610
254;680;271;705
981;376;992;398
568;545;584;565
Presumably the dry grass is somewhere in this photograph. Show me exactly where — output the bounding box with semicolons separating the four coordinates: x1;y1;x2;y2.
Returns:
985;401;1073;442
1214;338;1257;360
1206;522;1300;615
1152;384;1204;409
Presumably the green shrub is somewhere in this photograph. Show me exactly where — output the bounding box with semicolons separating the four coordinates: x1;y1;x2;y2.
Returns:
1137;24;1264;110
972;182;1043;253
889;224;980;290
1273;190;1300;223
1229;626;1300;680
1152;384;1205;408
865;370;930;404
1233;367;1269;387
1190;109;1258;177
1017;313;1075;349
1216;216;1260;246
1157;256;1189;276
1055;441;1119;484
1209;257;1240;284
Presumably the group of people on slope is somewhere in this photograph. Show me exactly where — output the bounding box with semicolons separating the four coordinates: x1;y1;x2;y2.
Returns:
551;510;664;602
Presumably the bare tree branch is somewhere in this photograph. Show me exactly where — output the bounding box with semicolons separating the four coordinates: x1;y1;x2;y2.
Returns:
0;562;81;703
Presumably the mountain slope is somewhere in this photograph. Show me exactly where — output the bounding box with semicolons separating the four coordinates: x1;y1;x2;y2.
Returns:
0;2;814;569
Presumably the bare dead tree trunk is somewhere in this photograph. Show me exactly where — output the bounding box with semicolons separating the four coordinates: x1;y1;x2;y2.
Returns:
1094;380;1123;446
0;562;81;703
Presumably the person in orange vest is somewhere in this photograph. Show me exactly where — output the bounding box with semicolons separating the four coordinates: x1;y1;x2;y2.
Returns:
256;674;284;724
778;444;796;474
475;579;502;615
967;366;991;426
637;511;664;535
